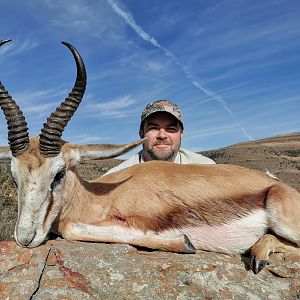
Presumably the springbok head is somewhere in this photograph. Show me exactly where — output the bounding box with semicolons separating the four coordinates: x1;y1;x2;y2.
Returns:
0;39;144;247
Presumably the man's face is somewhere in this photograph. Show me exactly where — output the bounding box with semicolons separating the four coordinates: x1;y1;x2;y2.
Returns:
140;112;183;162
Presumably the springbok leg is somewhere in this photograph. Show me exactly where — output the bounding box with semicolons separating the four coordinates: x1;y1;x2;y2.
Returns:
61;222;196;253
250;234;300;274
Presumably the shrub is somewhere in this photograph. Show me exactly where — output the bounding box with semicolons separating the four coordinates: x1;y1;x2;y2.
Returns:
0;165;17;241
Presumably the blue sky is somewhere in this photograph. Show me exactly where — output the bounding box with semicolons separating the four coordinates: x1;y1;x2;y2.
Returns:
0;0;299;156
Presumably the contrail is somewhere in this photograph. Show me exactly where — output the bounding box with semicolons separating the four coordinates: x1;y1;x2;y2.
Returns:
107;0;254;141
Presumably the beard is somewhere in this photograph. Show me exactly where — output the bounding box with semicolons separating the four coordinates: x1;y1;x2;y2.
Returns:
148;149;176;161
144;144;179;162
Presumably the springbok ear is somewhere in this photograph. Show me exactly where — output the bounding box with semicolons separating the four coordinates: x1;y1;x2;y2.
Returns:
0;147;12;163
63;138;146;164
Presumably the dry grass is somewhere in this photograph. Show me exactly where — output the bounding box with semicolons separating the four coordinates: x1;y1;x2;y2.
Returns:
0;164;17;241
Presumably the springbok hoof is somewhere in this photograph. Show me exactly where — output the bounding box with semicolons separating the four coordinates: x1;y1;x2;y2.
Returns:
250;255;268;274
183;234;196;254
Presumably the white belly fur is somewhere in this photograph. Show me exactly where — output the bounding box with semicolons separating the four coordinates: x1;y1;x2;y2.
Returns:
179;209;268;254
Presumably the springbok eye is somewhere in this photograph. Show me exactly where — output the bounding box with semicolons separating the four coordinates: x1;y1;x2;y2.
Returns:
55;170;65;181
51;170;66;190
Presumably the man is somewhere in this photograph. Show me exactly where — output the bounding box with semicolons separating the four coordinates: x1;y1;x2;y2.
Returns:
105;99;215;175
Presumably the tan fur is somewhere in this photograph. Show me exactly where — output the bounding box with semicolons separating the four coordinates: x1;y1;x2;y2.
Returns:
53;159;299;242
85;162;272;228
16;137;46;170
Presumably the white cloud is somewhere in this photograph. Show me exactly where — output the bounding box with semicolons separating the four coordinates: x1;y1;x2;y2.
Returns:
52;20;89;29
36;0;124;41
0;39;39;58
70;134;110;144
13;87;68;104
146;61;164;72
186;124;240;139
83;95;138;118
274;95;300;104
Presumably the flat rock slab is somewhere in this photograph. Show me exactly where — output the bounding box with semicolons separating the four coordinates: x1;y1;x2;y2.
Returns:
0;239;299;299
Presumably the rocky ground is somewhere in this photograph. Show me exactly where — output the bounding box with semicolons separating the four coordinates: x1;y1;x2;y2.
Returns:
0;239;299;299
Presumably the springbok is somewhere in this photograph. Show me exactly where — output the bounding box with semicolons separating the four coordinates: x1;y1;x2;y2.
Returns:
0;40;299;275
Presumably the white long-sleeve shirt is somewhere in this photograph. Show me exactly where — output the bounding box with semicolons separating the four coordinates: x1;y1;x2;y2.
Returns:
103;148;215;176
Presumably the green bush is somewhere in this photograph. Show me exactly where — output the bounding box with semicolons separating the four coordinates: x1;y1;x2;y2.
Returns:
284;150;300;157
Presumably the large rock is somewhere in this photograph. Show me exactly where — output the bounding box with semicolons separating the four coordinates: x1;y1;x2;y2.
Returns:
0;239;299;299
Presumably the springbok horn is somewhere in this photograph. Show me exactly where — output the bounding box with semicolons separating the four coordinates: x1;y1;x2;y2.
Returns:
39;42;87;157
0;39;30;156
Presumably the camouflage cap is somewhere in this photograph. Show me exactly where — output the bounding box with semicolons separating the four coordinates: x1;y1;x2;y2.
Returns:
140;99;184;129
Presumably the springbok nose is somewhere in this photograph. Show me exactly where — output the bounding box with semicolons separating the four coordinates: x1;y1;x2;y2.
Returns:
15;228;35;247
